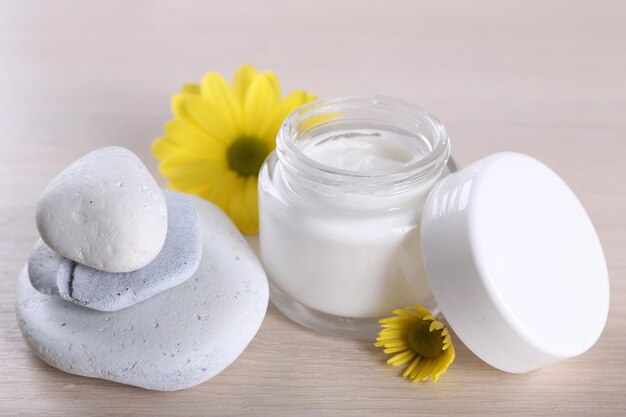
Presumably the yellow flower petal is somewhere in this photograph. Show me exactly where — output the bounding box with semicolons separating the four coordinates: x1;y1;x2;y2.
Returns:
233;64;259;109
429;321;444;332
186;94;240;143
167;165;229;190
444;344;456;361
378;329;407;338
224;176;260;234
380;316;419;325
383;346;408;354
181;83;200;95
262;70;281;97
203;170;240;210
260;90;317;146
419;362;436;382
151;137;182;161
376;335;403;343
392;309;416;317
378;340;408;348
379;316;412;323
226;176;247;218
380;322;414;330
406;306;432;317
201;72;242;129
387;350;416;366
163;119;226;154
403;357;421;377
414;359;435;381
243;72;280;138
242;176;259;233
159;153;228;190
154;137;224;164
410;359;427;380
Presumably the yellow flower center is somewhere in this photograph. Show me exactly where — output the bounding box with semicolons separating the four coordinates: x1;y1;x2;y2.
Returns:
407;319;445;358
227;137;269;177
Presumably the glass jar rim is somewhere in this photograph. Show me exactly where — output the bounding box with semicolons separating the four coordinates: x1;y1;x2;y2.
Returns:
276;95;451;192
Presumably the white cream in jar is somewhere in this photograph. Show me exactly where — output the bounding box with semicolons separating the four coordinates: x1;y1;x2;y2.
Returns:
258;97;451;337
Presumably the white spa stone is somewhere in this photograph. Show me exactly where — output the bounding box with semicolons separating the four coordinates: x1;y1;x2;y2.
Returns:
28;190;202;312
35;146;167;273
16;195;269;391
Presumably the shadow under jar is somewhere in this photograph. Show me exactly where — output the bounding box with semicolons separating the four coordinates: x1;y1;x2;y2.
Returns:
258;96;453;338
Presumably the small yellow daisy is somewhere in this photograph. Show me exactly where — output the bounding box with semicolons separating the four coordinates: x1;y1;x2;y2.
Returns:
375;305;455;382
152;64;316;234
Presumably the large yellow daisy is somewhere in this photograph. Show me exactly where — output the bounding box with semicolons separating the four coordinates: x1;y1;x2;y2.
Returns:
151;65;316;234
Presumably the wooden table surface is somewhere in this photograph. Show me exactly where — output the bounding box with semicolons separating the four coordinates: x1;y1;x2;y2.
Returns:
1;1;625;416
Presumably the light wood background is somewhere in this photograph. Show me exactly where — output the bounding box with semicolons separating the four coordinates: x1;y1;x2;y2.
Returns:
1;1;625;416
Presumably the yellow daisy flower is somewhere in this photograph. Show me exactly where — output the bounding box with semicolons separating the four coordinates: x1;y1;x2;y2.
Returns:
151;65;316;234
375;305;455;382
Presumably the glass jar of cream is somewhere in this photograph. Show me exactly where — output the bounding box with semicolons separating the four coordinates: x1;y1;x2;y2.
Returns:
258;96;454;337
259;96;609;372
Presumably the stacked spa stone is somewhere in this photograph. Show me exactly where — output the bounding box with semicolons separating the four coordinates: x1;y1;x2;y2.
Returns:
16;147;269;391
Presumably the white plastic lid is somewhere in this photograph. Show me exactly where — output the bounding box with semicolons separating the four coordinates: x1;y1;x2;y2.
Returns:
421;152;609;373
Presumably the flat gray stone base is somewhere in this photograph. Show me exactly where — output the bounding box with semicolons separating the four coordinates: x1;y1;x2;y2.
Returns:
16;194;269;391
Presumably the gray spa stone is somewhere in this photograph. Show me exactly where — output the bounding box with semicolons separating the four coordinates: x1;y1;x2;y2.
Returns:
27;241;74;298
27;190;202;312
16;194;269;391
36;146;168;273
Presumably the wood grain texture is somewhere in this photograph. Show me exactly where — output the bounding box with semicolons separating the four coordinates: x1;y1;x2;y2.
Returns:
1;1;625;415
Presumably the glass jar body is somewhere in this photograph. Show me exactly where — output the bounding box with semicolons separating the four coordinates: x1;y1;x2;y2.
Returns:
258;97;452;338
